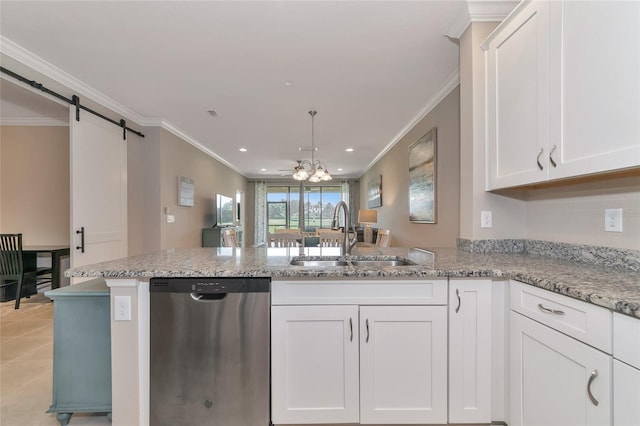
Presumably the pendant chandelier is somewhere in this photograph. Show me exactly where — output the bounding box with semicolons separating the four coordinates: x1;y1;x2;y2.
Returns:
292;110;332;182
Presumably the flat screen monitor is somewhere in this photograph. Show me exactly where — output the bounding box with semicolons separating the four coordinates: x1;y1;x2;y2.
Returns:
216;194;234;227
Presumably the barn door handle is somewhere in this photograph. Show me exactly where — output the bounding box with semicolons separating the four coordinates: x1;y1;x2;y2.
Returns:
76;227;85;253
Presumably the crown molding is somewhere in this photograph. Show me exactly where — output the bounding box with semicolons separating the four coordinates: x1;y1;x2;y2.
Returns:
159;120;245;176
445;0;519;39
361;68;460;177
0;117;68;127
1;36;147;127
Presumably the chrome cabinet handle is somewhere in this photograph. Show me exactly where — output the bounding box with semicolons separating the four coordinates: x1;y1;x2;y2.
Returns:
455;288;461;313
349;317;353;342
549;145;558;168
537;303;565;315
587;369;599;406
537;148;544;170
366;319;370;343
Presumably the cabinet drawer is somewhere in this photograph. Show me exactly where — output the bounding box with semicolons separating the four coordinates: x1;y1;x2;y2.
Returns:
614;312;640;369
510;280;611;353
272;279;448;305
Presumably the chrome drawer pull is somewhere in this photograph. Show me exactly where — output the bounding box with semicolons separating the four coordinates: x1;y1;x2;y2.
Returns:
455;288;461;313
537;148;544;170
349;317;353;342
366;319;370;343
587;369;599;406
537;303;565;315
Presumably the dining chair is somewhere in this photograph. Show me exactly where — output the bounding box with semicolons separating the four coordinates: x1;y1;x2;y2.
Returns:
268;233;301;248
274;228;301;234
221;228;240;247
0;233;39;309
375;229;391;247
318;231;344;247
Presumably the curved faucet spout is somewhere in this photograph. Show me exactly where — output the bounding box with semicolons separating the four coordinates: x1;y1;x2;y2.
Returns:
332;201;357;255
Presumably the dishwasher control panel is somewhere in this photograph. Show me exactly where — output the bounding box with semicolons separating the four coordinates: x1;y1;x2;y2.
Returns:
149;277;270;294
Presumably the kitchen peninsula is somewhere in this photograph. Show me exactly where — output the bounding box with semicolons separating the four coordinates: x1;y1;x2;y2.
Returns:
66;244;640;426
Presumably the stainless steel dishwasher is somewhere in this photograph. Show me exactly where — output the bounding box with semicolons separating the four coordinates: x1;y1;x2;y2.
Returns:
149;277;271;425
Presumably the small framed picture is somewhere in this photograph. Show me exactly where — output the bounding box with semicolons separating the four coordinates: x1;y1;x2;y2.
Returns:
178;176;194;207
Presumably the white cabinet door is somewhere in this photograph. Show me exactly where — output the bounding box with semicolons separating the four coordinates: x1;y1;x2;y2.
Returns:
271;305;360;424
449;280;492;424
485;0;550;189
614;360;640;426
548;1;640;180
359;306;447;424
510;311;612;426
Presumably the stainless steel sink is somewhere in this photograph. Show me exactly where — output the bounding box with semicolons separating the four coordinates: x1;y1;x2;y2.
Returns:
289;257;414;267
290;260;349;267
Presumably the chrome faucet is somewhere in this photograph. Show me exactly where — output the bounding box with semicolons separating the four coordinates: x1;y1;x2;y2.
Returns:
332;201;358;255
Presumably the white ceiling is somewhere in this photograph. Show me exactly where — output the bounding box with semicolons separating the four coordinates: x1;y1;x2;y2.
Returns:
0;1;515;179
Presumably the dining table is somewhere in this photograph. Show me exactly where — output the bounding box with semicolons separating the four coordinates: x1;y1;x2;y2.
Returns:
23;245;71;290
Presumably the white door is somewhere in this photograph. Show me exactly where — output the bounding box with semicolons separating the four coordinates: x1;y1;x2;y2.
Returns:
449;280;492;424
486;0;550;190
271;305;360;424
510;311;612;426
359;305;447;424
70;106;127;269
549;1;640;179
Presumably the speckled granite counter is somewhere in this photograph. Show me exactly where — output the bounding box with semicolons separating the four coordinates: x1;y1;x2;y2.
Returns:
66;246;640;319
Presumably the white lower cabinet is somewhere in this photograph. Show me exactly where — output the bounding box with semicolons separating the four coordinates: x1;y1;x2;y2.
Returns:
271;278;449;425
613;312;640;425
271;305;360;424
510;311;612;426
448;279;493;424
359;306;448;424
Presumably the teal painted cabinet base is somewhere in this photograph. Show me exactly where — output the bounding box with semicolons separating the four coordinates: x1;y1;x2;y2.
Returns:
45;279;112;425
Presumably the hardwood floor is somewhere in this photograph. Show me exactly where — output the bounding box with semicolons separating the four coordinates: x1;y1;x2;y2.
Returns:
1;292;110;425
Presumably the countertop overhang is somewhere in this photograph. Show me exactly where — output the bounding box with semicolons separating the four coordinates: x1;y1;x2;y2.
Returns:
66;246;640;319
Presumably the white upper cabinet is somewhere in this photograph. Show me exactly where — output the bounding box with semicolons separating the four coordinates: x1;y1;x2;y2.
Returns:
484;0;640;190
485;0;550;189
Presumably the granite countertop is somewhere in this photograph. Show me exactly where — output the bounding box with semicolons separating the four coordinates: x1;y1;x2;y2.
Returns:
66;246;640;319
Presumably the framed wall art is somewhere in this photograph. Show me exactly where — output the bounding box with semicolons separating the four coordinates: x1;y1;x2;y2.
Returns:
178;176;195;207
408;128;436;223
367;174;382;208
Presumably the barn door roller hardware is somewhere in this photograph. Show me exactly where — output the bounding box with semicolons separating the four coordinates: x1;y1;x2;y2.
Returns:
1;66;144;140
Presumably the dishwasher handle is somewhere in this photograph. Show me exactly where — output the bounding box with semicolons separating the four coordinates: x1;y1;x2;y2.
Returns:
190;293;228;301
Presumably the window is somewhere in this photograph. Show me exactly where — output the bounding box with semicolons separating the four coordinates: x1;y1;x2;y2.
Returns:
266;184;343;234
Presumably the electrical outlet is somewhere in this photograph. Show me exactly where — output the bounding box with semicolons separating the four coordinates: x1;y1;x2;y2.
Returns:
114;295;131;321
604;208;623;232
481;211;493;228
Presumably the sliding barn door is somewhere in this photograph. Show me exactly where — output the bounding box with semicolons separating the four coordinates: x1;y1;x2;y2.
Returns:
70;106;127;270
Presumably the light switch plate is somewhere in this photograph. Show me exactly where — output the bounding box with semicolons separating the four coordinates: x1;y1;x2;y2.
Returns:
167;214;175;223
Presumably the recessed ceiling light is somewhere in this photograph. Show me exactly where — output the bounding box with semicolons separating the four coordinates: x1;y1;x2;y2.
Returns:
345;148;354;152
337;168;343;171
284;81;293;87
260;168;267;172
239;148;247;152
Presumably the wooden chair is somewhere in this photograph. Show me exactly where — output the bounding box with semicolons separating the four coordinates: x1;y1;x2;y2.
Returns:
375;229;391;247
221;228;240;247
0;233;39;309
268;233;301;248
274;228;301;234
318;230;344;247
